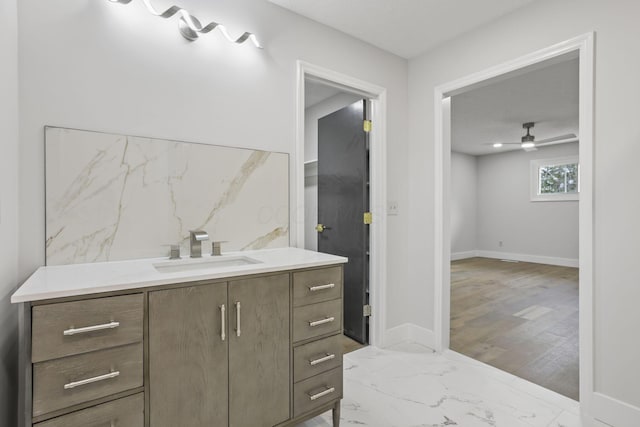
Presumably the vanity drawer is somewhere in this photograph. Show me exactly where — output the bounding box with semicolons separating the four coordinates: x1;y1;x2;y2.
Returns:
293;299;342;343
294;334;343;382
293;367;343;417
33;342;143;417
293;267;342;307
34;392;144;427
32;294;143;363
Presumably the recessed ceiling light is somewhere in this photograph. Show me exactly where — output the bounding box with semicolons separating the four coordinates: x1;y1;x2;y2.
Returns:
493;143;503;148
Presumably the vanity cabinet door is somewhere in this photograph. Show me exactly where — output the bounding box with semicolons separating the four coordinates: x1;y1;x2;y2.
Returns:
149;283;229;427
228;274;290;427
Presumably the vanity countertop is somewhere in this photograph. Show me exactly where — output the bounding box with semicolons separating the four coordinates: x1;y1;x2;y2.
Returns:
11;247;347;303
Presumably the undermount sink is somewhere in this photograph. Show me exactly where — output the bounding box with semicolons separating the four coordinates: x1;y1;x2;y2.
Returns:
153;256;263;274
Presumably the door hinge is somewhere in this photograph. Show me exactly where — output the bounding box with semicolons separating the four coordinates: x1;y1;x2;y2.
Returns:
363;305;372;317
363;120;372;133
363;212;372;224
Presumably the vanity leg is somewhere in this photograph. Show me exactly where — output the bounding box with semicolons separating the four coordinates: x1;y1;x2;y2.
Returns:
332;401;341;427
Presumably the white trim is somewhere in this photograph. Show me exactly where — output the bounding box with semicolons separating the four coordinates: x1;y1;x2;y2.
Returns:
451;250;477;261
295;61;388;348
530;155;580;202
434;33;595;421
476;250;579;268
383;323;435;350
593;393;640;427
451;250;578;267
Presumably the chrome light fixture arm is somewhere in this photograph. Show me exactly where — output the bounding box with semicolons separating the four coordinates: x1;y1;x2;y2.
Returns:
107;0;262;48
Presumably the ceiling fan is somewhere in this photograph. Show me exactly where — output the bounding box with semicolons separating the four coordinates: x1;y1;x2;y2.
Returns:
491;122;577;151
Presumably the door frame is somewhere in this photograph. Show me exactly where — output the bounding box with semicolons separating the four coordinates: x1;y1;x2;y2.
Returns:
295;60;388;347
433;33;595;418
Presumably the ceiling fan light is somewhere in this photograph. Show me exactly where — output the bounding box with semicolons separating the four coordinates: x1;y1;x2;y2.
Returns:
521;142;535;149
493;143;503;148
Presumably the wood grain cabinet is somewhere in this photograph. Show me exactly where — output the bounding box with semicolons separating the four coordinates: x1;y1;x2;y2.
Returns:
149;274;290;427
21;265;344;427
148;282;229;427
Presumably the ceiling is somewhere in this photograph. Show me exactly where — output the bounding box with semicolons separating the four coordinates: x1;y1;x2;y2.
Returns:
305;80;343;108
451;57;579;156
268;0;538;58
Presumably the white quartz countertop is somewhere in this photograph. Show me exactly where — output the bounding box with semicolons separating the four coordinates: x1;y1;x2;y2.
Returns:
11;247;347;303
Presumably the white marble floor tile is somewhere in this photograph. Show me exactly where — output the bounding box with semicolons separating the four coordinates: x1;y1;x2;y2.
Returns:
297;343;583;427
548;411;583;427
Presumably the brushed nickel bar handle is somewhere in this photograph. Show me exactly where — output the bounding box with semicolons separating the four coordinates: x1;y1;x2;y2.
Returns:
309;283;335;292
220;304;226;341
309;353;336;366
63;371;120;390
309;317;335;327
308;386;335;401
235;301;241;337
63;321;120;336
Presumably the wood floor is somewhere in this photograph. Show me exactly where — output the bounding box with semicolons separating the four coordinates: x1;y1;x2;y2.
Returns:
450;257;579;400
342;335;366;354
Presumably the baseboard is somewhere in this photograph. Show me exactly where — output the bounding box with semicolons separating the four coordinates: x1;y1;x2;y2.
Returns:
451;250;478;261
475;250;579;268
593;392;640;427
383;323;435;350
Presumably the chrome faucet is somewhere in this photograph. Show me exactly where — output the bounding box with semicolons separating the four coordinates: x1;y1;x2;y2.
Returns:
189;230;209;258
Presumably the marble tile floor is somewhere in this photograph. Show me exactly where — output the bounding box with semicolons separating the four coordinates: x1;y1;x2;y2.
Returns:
297;342;581;427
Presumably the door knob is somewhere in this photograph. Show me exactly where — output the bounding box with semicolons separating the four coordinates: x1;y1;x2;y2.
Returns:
315;224;331;233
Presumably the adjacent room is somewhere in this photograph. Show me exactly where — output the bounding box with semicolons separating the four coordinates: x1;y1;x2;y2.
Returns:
450;56;580;399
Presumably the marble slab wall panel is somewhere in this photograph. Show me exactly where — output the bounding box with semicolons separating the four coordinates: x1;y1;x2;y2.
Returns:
45;127;289;265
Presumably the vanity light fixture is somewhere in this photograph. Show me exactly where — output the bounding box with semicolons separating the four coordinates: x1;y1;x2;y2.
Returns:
107;0;262;48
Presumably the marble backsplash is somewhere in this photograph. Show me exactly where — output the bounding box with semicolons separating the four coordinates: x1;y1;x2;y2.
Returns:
45;127;289;266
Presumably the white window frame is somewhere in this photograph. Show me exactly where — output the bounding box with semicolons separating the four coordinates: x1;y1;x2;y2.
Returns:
530;155;579;202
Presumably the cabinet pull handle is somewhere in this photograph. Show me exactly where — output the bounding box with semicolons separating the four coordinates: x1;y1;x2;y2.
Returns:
235;301;241;337
309;353;336;366
63;371;120;390
309;283;335;292
308;386;335;401
309;317;335;327
63;321;120;336
220;304;226;341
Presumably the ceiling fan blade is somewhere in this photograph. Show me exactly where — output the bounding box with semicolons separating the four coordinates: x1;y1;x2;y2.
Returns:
483;141;521;145
535;133;577;144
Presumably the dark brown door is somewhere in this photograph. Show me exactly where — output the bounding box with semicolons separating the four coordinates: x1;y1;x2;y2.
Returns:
317;100;370;344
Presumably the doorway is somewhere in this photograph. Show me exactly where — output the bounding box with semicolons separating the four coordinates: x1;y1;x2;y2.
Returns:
449;57;580;399
295;61;388;349
303;82;370;348
433;33;594;415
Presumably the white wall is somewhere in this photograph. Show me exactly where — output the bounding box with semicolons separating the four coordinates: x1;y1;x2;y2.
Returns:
0;0;20;425
450;151;477;256
304;93;362;251
476;143;579;262
408;0;640;418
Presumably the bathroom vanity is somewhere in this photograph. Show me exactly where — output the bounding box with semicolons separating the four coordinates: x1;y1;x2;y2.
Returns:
12;248;347;427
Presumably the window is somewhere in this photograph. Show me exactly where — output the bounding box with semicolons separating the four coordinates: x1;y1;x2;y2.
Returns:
530;156;579;201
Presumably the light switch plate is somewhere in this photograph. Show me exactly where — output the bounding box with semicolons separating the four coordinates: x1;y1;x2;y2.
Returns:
387;201;399;216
